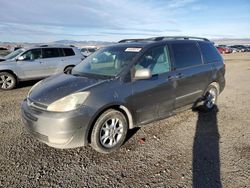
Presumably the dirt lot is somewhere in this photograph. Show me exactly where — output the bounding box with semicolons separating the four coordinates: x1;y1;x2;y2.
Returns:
0;53;249;187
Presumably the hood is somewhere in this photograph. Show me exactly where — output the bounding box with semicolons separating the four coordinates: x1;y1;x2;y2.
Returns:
29;73;108;105
0;59;16;64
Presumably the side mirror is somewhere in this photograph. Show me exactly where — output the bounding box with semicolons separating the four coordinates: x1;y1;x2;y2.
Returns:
134;68;152;80
92;57;98;63
16;56;24;61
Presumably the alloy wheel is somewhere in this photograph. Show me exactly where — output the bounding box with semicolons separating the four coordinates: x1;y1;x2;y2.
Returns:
0;74;15;89
99;118;124;148
205;88;217;109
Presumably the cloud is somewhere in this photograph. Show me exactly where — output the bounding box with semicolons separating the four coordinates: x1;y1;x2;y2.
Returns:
0;0;190;41
0;0;249;42
167;0;197;8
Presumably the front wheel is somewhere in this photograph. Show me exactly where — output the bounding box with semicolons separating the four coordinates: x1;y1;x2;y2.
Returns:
90;109;128;154
64;66;74;74
0;72;17;90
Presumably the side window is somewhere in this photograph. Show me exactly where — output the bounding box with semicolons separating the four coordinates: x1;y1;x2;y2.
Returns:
135;46;170;75
171;42;202;69
88;48;96;53
42;48;60;58
81;48;87;52
22;49;42;61
198;42;222;63
63;48;75;56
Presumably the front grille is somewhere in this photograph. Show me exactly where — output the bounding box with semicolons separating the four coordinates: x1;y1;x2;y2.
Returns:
27;98;48;110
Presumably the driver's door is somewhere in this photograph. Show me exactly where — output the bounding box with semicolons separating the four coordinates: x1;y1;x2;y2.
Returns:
131;45;175;125
17;48;47;79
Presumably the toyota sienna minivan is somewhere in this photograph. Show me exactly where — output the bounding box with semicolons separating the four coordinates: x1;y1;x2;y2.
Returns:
21;36;225;153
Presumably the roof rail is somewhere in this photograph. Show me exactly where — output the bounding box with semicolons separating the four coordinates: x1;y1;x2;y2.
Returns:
118;38;149;43
118;36;210;43
150;36;210;42
38;44;76;48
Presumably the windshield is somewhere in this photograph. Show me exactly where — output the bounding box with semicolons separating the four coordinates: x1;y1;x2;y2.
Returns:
72;46;141;77
4;49;25;60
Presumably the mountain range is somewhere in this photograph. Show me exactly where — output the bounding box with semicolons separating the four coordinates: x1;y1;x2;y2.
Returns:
1;38;250;48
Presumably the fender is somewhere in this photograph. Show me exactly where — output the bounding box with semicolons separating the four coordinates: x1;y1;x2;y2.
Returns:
119;105;134;129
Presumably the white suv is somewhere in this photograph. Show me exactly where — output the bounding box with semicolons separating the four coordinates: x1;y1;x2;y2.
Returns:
0;45;84;90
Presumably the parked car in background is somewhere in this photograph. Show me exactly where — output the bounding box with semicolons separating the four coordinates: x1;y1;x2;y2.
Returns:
229;46;241;53
216;45;232;54
0;45;84;90
0;47;8;51
0;47;9;57
246;46;250;52
21;36;225;153
81;47;98;57
230;45;249;52
0;48;26;62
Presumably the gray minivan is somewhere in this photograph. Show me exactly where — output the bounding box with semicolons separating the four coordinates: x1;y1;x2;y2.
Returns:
21;37;225;153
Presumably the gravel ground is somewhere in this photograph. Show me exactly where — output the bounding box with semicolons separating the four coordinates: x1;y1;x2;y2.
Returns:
0;53;249;188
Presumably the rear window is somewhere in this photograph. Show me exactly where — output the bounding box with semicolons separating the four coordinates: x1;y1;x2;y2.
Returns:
43;48;60;58
63;48;75;56
171;42;202;69
198;42;222;63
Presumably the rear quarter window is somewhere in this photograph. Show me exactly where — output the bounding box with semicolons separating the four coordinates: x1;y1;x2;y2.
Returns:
198;42;222;63
170;42;202;69
63;48;75;56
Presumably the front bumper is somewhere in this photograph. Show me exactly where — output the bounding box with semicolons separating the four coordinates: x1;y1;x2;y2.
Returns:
21;99;94;149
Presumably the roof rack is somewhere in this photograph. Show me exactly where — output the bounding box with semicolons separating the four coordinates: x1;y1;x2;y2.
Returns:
118;38;149;43
150;36;210;42
118;36;210;43
38;44;76;47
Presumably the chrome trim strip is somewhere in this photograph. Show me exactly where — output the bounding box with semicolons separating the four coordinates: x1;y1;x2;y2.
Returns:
176;90;203;100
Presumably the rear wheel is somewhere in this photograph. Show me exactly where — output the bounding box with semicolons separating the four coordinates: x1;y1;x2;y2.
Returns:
0;72;16;90
202;83;219;111
90;109;128;154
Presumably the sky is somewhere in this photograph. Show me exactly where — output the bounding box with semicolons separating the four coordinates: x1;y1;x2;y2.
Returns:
0;0;249;43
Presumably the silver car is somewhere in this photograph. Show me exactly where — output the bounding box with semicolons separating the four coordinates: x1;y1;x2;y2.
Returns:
0;45;84;90
0;48;26;62
81;47;98;57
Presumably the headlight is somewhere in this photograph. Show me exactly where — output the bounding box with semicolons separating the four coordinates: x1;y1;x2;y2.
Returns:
28;80;43;96
47;92;90;112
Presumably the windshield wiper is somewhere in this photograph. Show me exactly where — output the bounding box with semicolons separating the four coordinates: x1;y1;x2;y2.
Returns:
72;72;113;79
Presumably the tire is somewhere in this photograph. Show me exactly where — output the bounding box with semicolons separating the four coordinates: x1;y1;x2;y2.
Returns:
201;83;219;111
64;66;74;74
0;72;17;90
90;109;128;154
